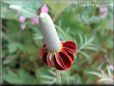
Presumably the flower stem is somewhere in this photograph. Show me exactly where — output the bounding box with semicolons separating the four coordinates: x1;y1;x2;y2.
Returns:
55;69;61;84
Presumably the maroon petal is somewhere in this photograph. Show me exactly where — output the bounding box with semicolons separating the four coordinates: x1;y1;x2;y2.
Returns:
64;49;74;64
58;51;72;70
39;45;47;59
46;54;54;67
53;55;64;70
61;49;73;64
42;52;48;65
54;53;66;69
63;41;77;53
63;47;75;55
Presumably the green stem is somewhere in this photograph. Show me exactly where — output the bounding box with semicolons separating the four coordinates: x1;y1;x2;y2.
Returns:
55;69;61;84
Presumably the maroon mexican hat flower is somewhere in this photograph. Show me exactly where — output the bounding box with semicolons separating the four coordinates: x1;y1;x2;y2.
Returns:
39;13;78;70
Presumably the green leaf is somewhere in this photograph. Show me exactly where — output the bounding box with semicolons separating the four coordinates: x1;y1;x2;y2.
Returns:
87;71;102;77
1;0;43;20
35;68;56;84
45;0;68;21
17;69;34;83
89;16;100;23
3;70;22;83
81;11;89;25
77;34;95;53
3;55;17;65
3;69;34;84
79;51;90;59
8;42;22;53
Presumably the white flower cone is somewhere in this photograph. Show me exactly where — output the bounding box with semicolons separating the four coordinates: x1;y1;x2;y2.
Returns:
39;13;61;52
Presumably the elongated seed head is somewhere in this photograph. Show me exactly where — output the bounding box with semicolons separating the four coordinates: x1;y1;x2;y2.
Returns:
39;13;61;52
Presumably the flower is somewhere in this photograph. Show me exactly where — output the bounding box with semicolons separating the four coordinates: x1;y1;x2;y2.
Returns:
31;4;48;25
99;4;108;18
18;16;26;23
40;4;48;13
31;16;39;25
18;16;26;30
39;13;77;70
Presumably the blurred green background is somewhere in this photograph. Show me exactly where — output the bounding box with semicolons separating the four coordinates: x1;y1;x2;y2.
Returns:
1;0;114;85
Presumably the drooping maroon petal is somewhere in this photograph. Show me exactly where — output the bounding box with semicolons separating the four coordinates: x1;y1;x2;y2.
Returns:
59;52;72;70
46;54;54;67
54;53;66;69
39;44;47;58
63;41;77;52
42;52;48;64
40;48;46;58
63;47;75;55
61;49;73;64
53;56;64;70
65;49;74;64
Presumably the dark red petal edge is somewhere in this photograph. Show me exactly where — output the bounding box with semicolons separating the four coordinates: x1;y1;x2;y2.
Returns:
61;49;73;64
58;50;72;70
63;47;75;55
63;41;77;53
42;52;48;64
64;49;74;64
39;45;47;59
53;55;64;70
46;54;54;67
54;53;66;69
39;44;48;64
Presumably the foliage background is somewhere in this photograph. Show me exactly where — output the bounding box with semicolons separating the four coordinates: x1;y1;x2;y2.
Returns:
1;0;114;85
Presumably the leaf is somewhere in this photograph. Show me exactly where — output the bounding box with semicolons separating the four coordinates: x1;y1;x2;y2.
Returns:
45;0;68;21
98;78;113;84
89;16;100;23
42;79;56;85
3;70;22;83
87;71;102;77
1;2;20;20
85;46;98;51
3;69;34;84
35;68;56;84
1;0;43;20
55;24;67;40
41;75;55;80
33;33;42;40
8;42;22;53
78;33;83;46
77;34;95;53
79;51;89;59
17;69;34;83
101;70;108;78
107;66;112;78
3;55;17;65
81;11;89;25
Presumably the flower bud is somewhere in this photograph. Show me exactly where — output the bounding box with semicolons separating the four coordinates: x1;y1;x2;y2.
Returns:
31;16;39;25
40;4;48;13
99;4;108;18
18;16;26;23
